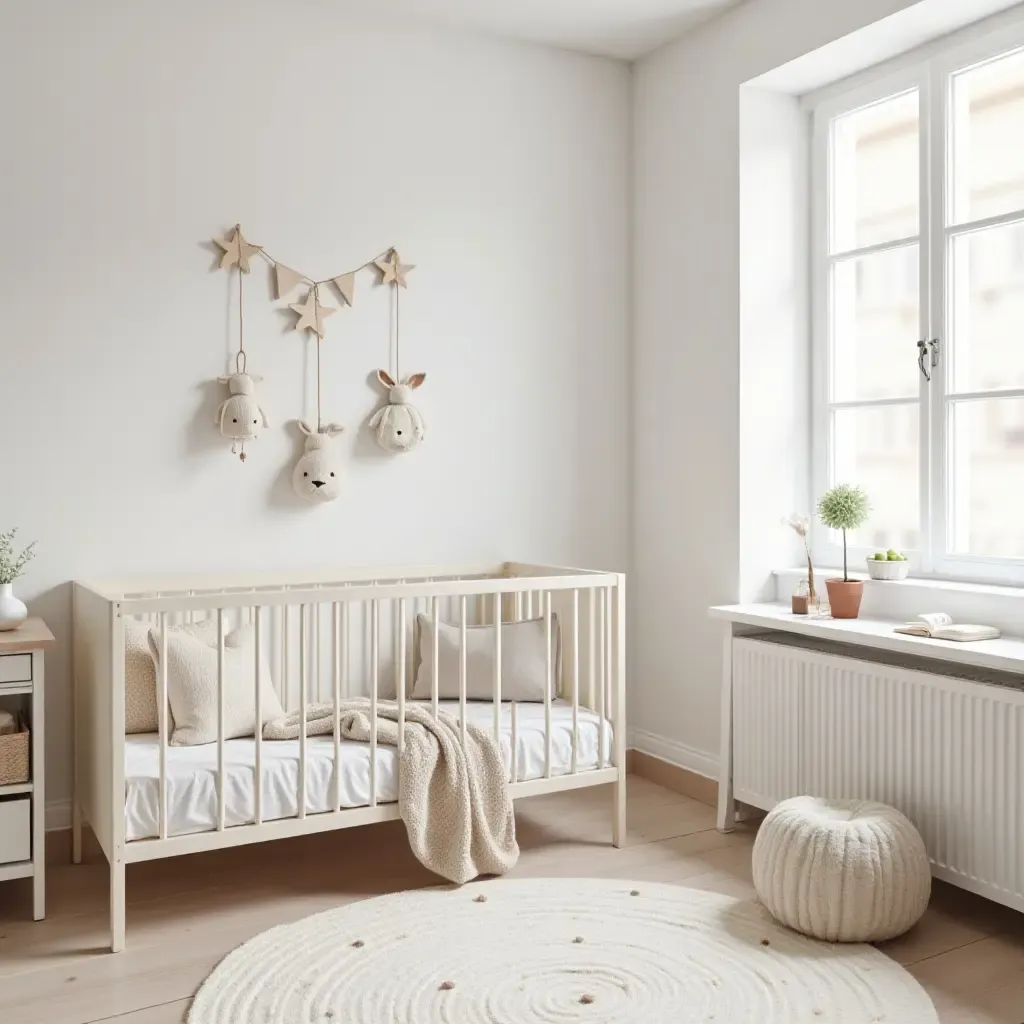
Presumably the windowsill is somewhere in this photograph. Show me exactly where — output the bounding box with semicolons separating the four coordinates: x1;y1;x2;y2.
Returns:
775;567;1024;599
773;567;1024;634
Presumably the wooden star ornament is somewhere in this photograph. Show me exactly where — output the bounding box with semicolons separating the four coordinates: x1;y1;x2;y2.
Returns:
214;225;263;274
375;250;414;288
290;288;336;339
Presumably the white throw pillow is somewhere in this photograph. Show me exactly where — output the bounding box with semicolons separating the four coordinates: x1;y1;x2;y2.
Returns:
124;617;221;734
411;614;559;702
148;622;284;746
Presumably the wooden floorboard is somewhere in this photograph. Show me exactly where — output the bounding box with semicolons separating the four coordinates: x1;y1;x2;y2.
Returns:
0;775;1021;1023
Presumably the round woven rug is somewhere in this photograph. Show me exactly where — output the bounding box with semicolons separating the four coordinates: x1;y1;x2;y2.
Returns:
188;878;938;1023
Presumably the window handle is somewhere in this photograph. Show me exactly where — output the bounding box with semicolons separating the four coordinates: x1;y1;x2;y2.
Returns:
917;339;931;382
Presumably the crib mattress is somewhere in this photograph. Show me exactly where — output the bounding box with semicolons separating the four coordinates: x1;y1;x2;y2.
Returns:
124;699;614;841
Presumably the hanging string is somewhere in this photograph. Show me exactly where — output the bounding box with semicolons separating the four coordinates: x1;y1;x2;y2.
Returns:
314;283;323;432
235;266;247;373
258;246;397;288
394;283;401;381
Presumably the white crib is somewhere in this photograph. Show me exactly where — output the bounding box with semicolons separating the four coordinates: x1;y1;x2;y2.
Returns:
72;562;626;952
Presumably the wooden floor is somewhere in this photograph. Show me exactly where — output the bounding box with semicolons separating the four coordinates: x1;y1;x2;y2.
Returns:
1;775;1023;1023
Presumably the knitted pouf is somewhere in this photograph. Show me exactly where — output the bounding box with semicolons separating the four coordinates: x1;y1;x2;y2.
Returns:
752;796;931;942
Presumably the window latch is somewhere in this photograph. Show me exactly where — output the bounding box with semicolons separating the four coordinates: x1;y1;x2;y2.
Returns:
917;338;939;381
917;339;931;381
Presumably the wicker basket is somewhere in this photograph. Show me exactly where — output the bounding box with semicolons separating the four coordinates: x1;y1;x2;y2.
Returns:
0;716;29;786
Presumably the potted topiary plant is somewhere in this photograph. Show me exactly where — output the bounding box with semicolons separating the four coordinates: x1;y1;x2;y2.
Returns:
817;484;870;619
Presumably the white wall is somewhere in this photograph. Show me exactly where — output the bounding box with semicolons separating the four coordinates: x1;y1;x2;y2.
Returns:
630;0;935;772
738;87;811;604
0;0;630;823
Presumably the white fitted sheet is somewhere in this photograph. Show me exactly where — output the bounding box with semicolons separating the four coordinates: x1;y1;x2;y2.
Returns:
125;700;614;841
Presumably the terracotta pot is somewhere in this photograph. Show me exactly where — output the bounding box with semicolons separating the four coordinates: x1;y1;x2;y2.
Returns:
826;578;864;619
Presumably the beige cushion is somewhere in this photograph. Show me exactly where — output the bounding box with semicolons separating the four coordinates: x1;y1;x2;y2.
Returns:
125;618;159;733
124;618;222;734
411;614;558;702
148;622;284;746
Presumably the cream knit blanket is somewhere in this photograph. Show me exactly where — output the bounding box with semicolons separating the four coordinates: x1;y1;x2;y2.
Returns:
263;700;519;884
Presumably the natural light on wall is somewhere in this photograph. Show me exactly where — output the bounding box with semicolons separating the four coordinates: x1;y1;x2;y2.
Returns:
813;21;1024;581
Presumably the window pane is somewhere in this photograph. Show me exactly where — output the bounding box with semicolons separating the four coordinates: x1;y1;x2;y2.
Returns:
949;397;1024;558
951;48;1024;225
831;90;919;252
831;245;920;402
833;405;919;550
949;221;1024;393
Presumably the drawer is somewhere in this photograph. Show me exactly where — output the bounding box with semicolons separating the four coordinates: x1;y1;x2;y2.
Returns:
0;654;32;685
0;797;31;864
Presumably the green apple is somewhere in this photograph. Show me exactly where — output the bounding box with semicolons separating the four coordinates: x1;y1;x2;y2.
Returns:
874;552;887;560
887;552;901;561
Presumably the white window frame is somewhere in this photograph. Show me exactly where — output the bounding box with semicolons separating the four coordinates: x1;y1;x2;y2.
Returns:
811;15;1024;585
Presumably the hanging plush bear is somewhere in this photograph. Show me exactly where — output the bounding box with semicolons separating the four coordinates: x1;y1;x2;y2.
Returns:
216;371;269;461
368;370;426;453
292;421;344;502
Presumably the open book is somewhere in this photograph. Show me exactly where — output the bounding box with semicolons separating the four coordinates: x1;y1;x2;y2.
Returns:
894;613;1000;642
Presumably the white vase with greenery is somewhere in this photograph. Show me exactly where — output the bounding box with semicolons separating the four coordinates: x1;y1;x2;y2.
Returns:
0;529;36;631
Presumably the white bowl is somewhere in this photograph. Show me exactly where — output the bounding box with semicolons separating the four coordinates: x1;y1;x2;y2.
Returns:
866;558;910;581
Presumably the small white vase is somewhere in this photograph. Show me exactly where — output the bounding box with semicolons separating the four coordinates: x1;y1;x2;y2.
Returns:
0;583;28;631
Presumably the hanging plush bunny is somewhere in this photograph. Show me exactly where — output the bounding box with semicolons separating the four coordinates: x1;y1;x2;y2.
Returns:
216;371;269;461
368;371;426;453
292;421;344;502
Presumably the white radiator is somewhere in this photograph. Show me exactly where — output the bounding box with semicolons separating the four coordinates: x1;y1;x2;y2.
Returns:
732;635;1024;913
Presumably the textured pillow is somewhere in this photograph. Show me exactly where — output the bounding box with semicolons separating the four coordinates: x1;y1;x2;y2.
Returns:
411;614;559;702
125;618;160;734
148;622;284;746
125;618;222;734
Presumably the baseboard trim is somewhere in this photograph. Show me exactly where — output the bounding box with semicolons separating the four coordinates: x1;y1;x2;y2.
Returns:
46;798;71;832
627;728;719;780
626;729;719;807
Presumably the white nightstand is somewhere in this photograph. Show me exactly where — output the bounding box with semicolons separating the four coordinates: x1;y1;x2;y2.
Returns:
0;617;54;920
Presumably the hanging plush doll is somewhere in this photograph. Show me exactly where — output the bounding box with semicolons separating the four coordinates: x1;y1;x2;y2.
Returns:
368;371;425;453
292;421;344;502
216;371;269;461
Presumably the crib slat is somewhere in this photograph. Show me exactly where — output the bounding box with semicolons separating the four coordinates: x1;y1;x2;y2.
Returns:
588;589;596;712
298;604;307;819
431;596;440;721
332;601;341;813
510;701;519;784
314;597;321;703
254;606;263;827
571;588;579;775
217;609;226;832
605;586;613;770
544;591;552;779
459;595;468;750
370;599;379;807
397;598;406;757
342;598;350;699
158;612;168;840
283;605;290;719
493;591;502;743
598;588;607;769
